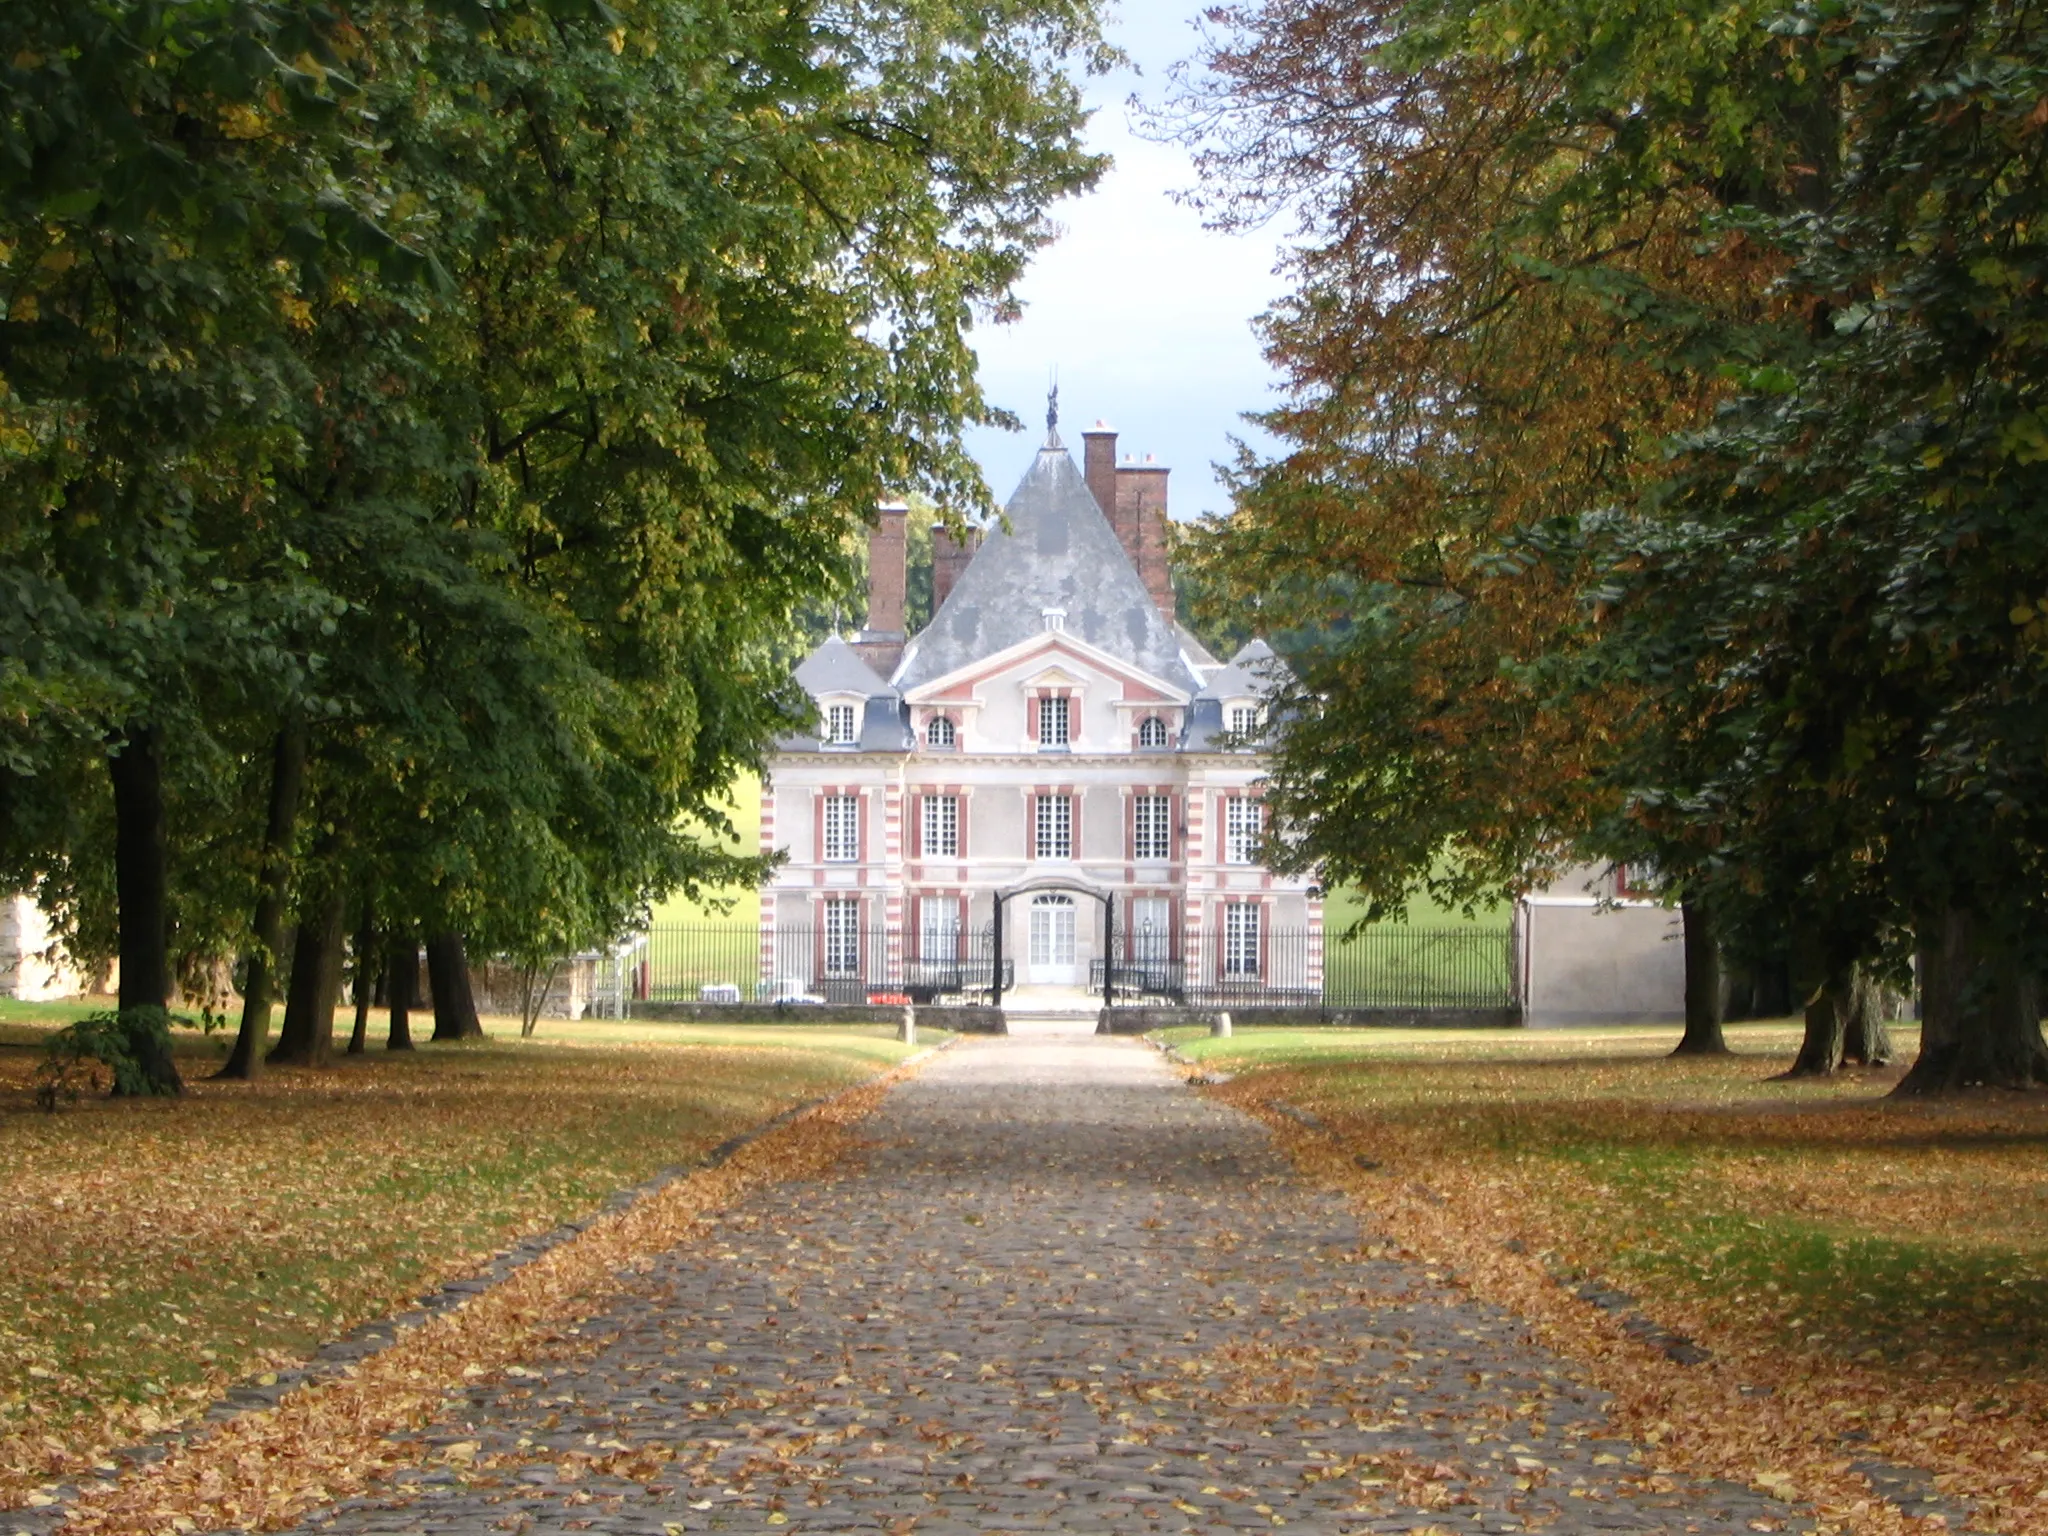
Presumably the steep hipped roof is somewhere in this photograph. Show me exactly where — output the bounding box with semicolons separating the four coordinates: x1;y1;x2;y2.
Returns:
779;636;912;753
793;634;889;698
892;445;1204;694
1196;637;1290;701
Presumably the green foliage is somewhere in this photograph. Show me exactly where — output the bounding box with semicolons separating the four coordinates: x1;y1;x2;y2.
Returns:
0;0;1108;1012
1579;0;2048;982
36;1008;179;1107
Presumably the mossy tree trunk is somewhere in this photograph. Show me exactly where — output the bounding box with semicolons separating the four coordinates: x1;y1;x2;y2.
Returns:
1671;897;1729;1055
386;931;416;1051
1896;904;2048;1094
108;724;183;1096
220;725;306;1080
269;887;346;1067
427;931;483;1040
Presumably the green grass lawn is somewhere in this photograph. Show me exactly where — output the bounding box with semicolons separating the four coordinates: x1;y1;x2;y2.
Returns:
649;771;763;930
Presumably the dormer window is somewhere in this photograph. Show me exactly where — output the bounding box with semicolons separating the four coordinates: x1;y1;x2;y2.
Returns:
825;702;858;745
1038;695;1071;747
1228;703;1259;738
925;715;956;749
1138;715;1169;749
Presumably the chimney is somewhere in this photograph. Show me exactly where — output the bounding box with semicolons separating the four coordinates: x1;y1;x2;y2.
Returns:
931;520;982;612
864;500;908;636
1116;454;1175;622
1082;421;1118;525
1088;422;1151;597
854;500;908;675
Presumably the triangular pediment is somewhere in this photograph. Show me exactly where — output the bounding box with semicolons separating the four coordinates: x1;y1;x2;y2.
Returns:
903;628;1189;706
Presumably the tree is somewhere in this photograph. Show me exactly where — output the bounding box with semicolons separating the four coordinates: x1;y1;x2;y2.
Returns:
1164;0;1835;931
1583;0;2048;1090
4;0;1111;1089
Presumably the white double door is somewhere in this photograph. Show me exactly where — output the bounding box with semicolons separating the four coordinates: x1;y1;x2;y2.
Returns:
1027;893;1080;984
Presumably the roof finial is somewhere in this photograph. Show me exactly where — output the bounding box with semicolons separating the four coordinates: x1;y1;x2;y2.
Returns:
1045;370;1061;449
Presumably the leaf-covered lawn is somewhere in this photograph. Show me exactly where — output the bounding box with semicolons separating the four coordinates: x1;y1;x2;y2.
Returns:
1179;1021;2048;1529
0;1016;914;1505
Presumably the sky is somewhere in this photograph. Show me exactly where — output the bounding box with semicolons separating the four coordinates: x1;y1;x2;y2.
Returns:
959;0;1292;524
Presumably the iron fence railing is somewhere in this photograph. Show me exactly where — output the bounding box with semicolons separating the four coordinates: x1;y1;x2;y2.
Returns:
641;923;1012;1005
1089;927;1513;1009
637;920;1515;1011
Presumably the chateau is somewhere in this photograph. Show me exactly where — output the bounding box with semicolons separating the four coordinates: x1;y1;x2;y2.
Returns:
759;409;1321;1003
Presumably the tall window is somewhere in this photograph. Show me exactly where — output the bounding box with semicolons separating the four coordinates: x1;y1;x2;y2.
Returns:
1035;793;1073;858
920;900;960;963
823;794;859;862
824;897;860;976
1224;902;1261;977
826;703;857;744
1138;715;1169;749
1133;794;1171;861
925;715;955;749
1224;796;1262;865
1227;703;1259;738
922;794;959;857
1037;695;1071;747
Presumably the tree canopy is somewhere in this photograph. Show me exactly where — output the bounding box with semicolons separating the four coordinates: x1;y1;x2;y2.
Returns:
1173;0;2048;1085
1;0;1108;1085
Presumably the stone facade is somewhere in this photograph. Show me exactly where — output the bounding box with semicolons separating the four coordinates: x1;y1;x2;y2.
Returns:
763;417;1320;997
1;893;98;1001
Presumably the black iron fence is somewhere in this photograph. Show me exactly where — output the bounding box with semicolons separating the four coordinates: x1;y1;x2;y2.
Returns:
630;920;1515;1011
1091;926;1514;1009
637;923;1013;1005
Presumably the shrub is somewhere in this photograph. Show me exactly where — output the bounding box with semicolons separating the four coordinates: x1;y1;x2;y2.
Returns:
36;1008;182;1108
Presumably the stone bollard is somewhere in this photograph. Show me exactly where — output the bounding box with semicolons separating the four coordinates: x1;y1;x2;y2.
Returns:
1211;1010;1233;1038
899;1005;917;1046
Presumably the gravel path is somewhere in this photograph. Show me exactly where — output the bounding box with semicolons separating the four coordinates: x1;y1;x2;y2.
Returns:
302;1035;1818;1535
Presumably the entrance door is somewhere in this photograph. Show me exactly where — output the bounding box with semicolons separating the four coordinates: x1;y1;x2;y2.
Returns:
1027;893;1079;984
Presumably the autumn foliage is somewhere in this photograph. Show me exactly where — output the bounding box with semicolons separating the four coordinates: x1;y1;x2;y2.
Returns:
1172;0;2048;1086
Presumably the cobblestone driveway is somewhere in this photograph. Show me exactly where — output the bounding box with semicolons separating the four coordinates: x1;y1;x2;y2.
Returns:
304;1035;1816;1535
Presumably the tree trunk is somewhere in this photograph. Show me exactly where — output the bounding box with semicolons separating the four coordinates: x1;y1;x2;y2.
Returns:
219;725;306;1080
517;957;561;1038
427;930;484;1040
1843;970;1895;1066
386;932;416;1050
1671;897;1729;1055
269;888;346;1066
1754;956;1793;1019
108;724;182;1095
1896;904;2048;1094
347;897;376;1055
1783;961;1850;1077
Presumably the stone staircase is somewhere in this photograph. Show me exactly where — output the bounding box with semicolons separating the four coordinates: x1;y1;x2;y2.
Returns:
998;984;1104;1035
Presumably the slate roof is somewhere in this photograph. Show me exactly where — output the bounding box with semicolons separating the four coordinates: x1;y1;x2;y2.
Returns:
779;636;912;753
795;635;890;697
1195;638;1289;700
891;445;1205;695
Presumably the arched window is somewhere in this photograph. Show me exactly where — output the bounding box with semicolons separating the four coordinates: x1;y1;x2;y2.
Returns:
926;715;956;749
1138;715;1169;749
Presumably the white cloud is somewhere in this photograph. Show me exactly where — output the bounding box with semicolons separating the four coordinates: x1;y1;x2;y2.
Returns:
963;0;1288;521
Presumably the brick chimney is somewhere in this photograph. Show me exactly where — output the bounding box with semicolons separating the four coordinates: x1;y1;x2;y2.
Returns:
1082;421;1119;525
931;520;982;612
1116;455;1174;622
853;500;908;675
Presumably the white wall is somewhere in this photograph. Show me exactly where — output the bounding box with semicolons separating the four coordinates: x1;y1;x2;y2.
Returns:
2;894;96;1001
1519;898;1684;1023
